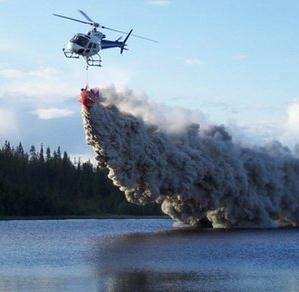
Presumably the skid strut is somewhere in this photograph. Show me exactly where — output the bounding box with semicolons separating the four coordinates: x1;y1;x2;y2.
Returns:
86;54;102;67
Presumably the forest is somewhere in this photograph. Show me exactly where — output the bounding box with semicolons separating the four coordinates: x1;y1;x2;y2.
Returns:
0;141;162;218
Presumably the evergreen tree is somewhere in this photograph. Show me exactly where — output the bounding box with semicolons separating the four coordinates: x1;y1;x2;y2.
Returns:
16;143;24;156
29;145;37;162
39;144;44;163
0;141;162;217
46;147;51;161
57;146;61;160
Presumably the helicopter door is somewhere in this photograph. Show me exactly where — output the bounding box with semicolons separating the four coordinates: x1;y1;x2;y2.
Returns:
85;42;92;54
86;42;98;54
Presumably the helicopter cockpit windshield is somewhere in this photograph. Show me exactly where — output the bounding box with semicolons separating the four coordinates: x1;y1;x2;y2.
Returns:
70;35;89;47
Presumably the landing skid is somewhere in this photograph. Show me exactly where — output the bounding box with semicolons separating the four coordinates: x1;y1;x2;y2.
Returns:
63;49;80;59
86;54;102;67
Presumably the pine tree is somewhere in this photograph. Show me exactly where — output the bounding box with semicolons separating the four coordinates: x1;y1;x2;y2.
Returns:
57;146;61;160
16;142;24;156
29;145;37;162
39;144;44;163
46;147;51;161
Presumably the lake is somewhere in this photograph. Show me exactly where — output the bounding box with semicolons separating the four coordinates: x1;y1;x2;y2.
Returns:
0;219;298;291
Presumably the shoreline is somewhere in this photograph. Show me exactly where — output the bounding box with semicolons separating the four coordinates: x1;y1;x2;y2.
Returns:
0;215;168;221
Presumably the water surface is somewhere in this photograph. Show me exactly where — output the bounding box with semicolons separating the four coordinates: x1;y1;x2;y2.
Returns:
0;219;298;291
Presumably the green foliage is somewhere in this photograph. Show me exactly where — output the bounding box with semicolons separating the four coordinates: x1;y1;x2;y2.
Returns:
0;141;161;217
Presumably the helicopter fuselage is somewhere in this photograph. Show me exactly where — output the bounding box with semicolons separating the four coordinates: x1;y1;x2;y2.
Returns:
65;31;102;57
63;29;129;66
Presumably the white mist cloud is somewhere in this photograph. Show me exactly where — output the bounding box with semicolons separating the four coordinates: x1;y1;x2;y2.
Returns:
101;86;207;133
184;58;204;65
287;102;299;133
33;108;75;120
0;68;27;79
147;0;170;5
83;87;299;228
280;101;299;148
0;108;18;135
233;54;248;60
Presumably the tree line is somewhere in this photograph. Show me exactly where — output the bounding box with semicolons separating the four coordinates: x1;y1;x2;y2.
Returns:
0;141;161;217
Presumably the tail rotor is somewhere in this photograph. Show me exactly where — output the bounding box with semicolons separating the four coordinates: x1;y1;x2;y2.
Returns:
120;29;133;54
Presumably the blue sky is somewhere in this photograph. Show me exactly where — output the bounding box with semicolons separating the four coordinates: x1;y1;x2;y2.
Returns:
1;0;299;160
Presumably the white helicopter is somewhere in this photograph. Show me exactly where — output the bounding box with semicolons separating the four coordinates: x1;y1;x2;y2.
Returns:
53;10;158;67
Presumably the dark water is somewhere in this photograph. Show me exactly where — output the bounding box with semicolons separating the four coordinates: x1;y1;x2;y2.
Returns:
0;219;298;291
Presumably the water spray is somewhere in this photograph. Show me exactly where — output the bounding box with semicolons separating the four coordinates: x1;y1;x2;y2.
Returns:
80;87;299;228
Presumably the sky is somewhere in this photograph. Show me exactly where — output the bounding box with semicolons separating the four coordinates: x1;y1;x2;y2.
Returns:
1;0;299;161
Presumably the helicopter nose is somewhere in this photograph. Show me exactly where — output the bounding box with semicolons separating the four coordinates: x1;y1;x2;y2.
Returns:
66;41;76;52
66;41;83;53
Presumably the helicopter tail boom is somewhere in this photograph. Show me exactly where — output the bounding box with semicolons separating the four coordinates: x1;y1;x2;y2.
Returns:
101;29;133;53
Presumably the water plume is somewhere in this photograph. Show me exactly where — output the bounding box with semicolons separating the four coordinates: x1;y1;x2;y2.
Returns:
82;86;299;228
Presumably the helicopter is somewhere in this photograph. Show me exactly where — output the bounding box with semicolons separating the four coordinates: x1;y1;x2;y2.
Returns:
53;10;158;67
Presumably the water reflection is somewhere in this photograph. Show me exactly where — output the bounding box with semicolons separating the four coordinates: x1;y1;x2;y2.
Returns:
97;228;299;291
105;270;200;292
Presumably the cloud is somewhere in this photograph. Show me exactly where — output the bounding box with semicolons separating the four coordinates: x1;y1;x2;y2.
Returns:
0;43;14;51
0;66;132;107
257;101;299;149
233;54;248;60
32;108;75;120
184;58;204;65
219;100;299;150
0;69;27;79
286;102;299;134
0;67;78;105
147;0;170;5
0;67;60;80
0;108;18;135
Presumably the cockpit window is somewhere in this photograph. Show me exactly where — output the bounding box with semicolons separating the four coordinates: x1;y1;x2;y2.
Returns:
71;35;89;47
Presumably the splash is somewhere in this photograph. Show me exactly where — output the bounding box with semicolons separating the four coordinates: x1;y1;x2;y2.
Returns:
82;87;299;228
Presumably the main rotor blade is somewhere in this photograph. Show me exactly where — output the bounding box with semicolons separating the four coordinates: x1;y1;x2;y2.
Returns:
78;10;94;23
53;13;93;26
101;26;159;43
